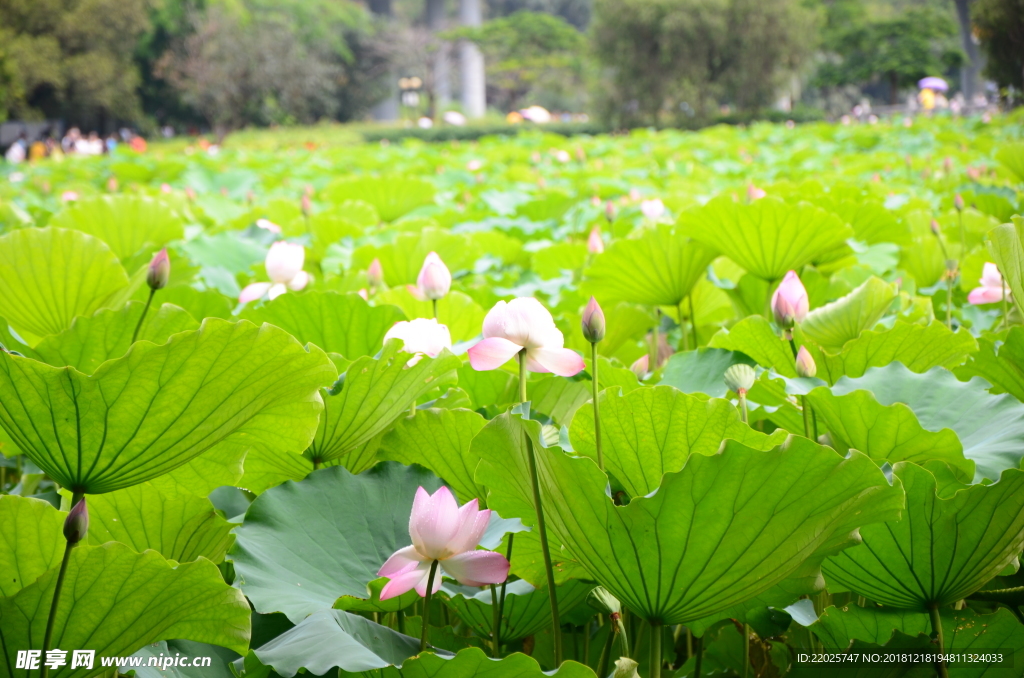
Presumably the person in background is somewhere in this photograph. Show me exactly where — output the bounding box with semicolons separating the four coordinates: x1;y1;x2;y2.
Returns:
29;137;47;161
105;133;118;153
62;127;81;153
4;131;28;163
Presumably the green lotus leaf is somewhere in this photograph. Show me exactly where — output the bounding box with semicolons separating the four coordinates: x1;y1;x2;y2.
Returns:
528;375;592;426
0;318;335;494
48;195;185;262
0;495;64;597
230;463;444;623
815;321;977;384
157;286;233;321
805;388;973;480
149;441;246;498
0;543;251;678
659;348;756;398
800;277;897;352
581;225;718;306
532;243;588;279
823;462;1024;610
945;608;1024;673
351;648;597;678
130;640;239;678
811;604;929;649
30;301;198;373
353;229;482;286
455;365;518;411
678;196;853;281
324;199;380;227
964;191;1018;223
441;580;592;643
516;192;575;221
476;411;903;624
708;315;797;377
996;142;1024;183
323;175;434;222
0;227;130;341
85;482;235;563
955;328;1024;401
831;363;1024;481
241;291;405;360
374;288;486;343
568;386;787;497
378;408;488;505
836;201;911;246
306;342;460;465
303;215;363;262
989;217;1024;317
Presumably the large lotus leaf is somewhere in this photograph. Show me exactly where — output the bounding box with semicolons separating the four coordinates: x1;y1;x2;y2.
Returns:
377;408;487;505
230;463;444;623
0;318;335;494
475;411;903;624
581;225;718;306
528;375;592;426
306;342;460;464
708;315;797;377
988;217;1024;317
158;286;233;321
131;640;239;678
815;321;977;384
357;648;597;678
456;366;518;411
823;462;1024;610
305;215;362;261
811;604;930;649
831;364;1024;481
374;289;486;343
30;302;199;373
955;328;1024;401
48;195;185;262
678;196;853;281
0;227;130;341
440;580;592;642
805;388;973;480
997;142;1024;183
323;175;434;222
241;291;405;360
86;482;234;563
944;608;1024;676
659;348;756;398
800;277;897;352
149;441;246;498
568;386;787;497
352;229;482;287
0;543;250;678
498;529;590;589
836;201;911;246
0;496;64;597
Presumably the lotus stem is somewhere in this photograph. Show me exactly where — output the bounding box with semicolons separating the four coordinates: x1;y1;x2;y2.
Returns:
498;535;513;628
738;391;748;425
397;608;405;634
678;302;689;352
650;621;663;678
519;351;528;403
490;584;501;657
583;621;591;665
631;619;646;659
41;491;84;678
1003;275;1009;330
693;634;704;678
929;603;949;678
597;620;615;677
616;611;630;659
742;624;751;678
958;210;966;255
432;299;438;319
591;342;603;470
946;275;953;330
419;559;440;652
130;289;156;345
525;432;562;664
649;310;660;378
801;395;813;440
689;295;698;350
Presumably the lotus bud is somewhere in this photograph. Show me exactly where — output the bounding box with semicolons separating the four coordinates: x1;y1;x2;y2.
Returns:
930;219;941;236
586;586;622;615
146;249;171;291
417;252;452;301
588;225;605;254
367;258;384;290
581;296;605;344
63;498;89;545
605;200;616;223
613;658;640;678
771;271;809;330
795;346;817;378
723;364;756;395
301;194;312;216
746;184;766;202
954;193;964;211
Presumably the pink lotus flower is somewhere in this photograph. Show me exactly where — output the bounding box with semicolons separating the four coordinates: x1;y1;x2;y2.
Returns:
630;333;674;376
410;252;452;301
378;486;509;600
468;298;585;377
746;184;766;201
384;318;452;360
256;219;282;234
61;191;79;202
640;199;665;221
795;345;817;378
588;225;605;254
160;183;173;194
968;263;1009;305
771;271;809;329
239;241;310;303
467;159;483;172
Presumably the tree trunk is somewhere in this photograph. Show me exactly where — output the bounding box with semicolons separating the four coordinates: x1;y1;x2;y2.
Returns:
459;0;486;118
889;72;899;105
426;0;450;115
953;0;983;99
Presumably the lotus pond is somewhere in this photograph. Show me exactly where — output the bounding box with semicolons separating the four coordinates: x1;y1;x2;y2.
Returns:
1;114;1024;678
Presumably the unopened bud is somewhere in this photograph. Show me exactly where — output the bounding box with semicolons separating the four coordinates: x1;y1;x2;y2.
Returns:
930;219;941;237
771;271;809;329
417;252;451;301
147;249;170;291
588;226;605;254
605;200;616;223
795;346;817;378
367;258;384;289
63;497;89;545
301;194;312;216
612;658;640;678
581;296;606;344
724;364;756;394
954;193;964;211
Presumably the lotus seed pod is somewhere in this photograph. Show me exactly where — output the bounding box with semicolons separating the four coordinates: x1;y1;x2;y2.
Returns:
724;364;756;394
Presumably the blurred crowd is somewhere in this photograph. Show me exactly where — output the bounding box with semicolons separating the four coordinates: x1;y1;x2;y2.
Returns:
3;127;147;164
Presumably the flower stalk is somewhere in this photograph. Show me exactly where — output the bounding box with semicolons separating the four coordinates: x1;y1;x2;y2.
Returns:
419;559;440;651
525;430;562;664
41;492;86;678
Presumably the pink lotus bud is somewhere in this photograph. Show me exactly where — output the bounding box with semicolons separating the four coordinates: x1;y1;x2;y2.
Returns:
301;194;312;215
416;252;451;301
256;219;282;234
185;187;196;202
147;248;171;291
795;346;816;378
771;271;809;329
604;200;616;222
160;183;172;194
368;258;384;289
640;199;665;221
629;188;641;202
943;157;953;172
61;191;79;202
588;226;605;254
581;296;605;343
930;219;941;236
107;177;118;192
746;184;766;202
63;498;89;545
954;194;964;211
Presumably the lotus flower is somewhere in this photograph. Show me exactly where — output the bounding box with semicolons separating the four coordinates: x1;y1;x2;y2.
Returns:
630;333;674;376
410;252;451;301
746;184;766;201
968;263;1009;305
239;241;310;303
640;199;665;221
588;225;605;254
61;191;79;202
384;318;452;363
378;486;510;600
771;271;809;329
256;219;282;234
468;297;585;377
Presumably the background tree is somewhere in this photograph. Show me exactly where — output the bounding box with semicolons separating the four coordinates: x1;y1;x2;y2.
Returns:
973;0;1024;97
